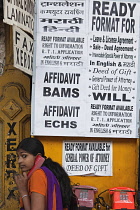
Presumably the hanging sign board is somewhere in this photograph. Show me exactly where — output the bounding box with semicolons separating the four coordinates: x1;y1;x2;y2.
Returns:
31;0;140;138
13;25;33;75
3;0;34;35
63;140;112;176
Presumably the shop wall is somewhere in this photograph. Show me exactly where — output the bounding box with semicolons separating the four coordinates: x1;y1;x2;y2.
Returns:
38;136;138;209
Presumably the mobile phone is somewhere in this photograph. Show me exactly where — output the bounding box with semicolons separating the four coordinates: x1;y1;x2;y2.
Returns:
27;155;45;178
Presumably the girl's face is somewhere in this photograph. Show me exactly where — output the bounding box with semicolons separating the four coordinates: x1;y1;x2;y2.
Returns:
17;149;36;172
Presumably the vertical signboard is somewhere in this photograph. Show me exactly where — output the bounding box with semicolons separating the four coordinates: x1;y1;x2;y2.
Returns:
32;0;88;136
87;1;139;137
32;0;140;138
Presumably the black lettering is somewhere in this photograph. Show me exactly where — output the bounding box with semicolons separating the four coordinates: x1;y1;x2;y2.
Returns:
70;121;77;128
7;122;17;135
110;2;118;16
15;31;20;44
72;88;79;98
92;92;107;100
43;87;51;96
52;88;60;97
16;47;19;64
45;120;51;127
29;41;33;53
92;1;101;15
7;138;16;151
22;37;28;50
5;169;16;178
122;94;131;102
102;2;110;15
128;3;136;17
53;120;60;128
6;153;16;168
119;3;127;16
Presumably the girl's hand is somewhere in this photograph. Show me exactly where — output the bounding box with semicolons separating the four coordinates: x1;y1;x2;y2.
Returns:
14;172;28;196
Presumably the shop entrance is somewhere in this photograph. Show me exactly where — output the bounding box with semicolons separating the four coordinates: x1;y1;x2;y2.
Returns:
0;23;31;210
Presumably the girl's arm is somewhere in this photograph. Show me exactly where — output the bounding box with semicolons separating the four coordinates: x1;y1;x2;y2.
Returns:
31;192;45;210
20;192;45;210
14;172;46;210
21;194;31;210
14;172;31;210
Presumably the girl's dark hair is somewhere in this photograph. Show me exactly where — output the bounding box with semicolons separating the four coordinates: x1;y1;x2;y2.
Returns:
17;137;77;209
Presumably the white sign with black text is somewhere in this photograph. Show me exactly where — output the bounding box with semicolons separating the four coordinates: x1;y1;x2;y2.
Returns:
3;0;34;35
32;0;140;138
86;0;140;137
63;141;112;176
13;25;33;75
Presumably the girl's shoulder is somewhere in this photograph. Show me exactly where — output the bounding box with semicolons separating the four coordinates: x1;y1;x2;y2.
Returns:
30;168;47;181
28;168;47;196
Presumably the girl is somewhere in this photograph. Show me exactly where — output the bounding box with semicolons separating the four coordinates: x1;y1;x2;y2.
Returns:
14;137;78;210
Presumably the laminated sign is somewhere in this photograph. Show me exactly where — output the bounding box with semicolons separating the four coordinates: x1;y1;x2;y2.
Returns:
31;0;140;138
3;0;35;35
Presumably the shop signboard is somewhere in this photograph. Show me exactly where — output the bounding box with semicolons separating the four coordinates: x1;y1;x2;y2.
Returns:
3;0;34;35
13;25;33;75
